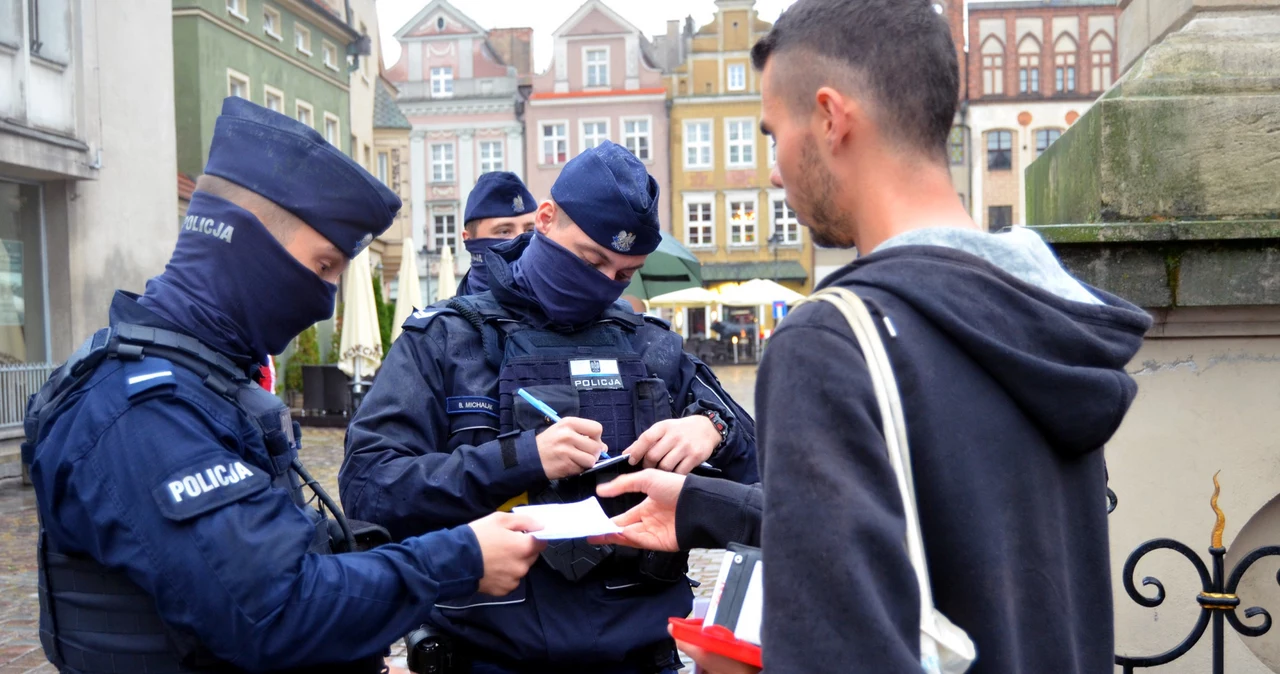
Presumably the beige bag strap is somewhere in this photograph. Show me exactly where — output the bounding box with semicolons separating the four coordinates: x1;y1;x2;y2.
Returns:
797;288;936;620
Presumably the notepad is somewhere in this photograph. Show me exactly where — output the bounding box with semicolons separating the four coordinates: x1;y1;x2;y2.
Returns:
513;497;624;540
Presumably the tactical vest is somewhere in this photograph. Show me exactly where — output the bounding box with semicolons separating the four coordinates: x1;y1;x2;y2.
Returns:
449;296;690;584
21;324;386;674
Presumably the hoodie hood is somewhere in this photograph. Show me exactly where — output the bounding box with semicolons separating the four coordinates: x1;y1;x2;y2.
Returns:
825;227;1152;457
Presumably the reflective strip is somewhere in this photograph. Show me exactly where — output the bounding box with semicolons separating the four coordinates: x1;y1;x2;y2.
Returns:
695;375;729;410
435;597;526;610
127;371;173;385
604;582;643;590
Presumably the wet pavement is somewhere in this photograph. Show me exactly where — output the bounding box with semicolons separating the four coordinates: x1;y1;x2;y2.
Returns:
0;363;757;673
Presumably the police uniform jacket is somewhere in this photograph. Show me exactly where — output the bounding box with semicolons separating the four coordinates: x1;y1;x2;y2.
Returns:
27;294;486;672
340;236;759;666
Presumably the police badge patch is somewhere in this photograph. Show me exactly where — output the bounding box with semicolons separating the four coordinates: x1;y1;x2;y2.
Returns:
612;231;636;253
513;195;525;212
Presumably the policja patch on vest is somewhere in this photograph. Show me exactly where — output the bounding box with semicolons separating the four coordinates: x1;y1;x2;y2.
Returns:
151;457;270;522
569;359;624;391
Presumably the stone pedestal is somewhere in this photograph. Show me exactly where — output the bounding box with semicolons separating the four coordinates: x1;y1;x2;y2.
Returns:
1026;4;1280;673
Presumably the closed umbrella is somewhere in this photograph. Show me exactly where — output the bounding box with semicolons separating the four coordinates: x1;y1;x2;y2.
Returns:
338;249;383;381
437;244;456;302
623;232;703;300
391;237;423;342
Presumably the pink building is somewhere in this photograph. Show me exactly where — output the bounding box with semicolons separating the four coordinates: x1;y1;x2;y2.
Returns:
385;0;532;299
526;1;672;231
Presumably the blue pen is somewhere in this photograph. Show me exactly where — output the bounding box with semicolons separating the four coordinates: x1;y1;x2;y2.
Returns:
516;388;611;458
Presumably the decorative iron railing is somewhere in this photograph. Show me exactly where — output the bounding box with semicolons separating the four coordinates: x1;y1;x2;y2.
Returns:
0;362;56;429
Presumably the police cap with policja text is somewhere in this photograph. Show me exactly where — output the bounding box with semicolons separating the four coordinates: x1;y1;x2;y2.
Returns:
203;97;400;259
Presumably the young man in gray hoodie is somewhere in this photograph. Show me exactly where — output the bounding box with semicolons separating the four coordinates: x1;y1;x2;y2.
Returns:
599;1;1151;672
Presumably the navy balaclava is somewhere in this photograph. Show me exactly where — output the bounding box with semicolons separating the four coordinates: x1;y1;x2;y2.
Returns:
462;172;537;295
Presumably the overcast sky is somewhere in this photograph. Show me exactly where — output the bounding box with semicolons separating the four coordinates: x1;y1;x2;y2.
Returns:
374;0;1033;73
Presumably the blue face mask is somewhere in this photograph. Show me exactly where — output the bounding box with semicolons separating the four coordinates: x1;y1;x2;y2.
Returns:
511;233;630;326
463;237;507;295
139;192;338;363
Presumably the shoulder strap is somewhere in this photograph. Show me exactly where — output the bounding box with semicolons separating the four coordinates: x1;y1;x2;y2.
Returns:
795;288;936;620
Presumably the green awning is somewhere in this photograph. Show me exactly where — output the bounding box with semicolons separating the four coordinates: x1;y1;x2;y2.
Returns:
700;261;808;283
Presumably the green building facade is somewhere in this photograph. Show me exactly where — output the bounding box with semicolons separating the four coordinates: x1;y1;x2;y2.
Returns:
173;0;359;178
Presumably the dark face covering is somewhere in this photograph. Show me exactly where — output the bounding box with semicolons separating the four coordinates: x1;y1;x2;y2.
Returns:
510;233;630;326
139;192;338;364
462;237;507;295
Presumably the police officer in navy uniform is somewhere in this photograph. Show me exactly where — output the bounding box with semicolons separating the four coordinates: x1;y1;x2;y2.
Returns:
456;172;538;297
23;98;545;674
341;141;760;673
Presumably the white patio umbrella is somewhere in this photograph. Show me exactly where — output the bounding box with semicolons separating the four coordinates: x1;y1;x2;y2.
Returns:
338;248;383;381
647;286;721;306
718;278;806;306
436;244;457;302
391;237;423;342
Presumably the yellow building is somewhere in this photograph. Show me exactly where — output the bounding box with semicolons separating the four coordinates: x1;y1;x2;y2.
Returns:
668;0;812;338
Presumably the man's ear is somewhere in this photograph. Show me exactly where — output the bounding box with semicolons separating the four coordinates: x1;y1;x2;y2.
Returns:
814;86;857;153
535;201;557;235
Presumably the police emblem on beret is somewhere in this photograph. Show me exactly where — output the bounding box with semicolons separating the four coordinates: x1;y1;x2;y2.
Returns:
612;231;636;253
354;232;373;256
512;195;525;212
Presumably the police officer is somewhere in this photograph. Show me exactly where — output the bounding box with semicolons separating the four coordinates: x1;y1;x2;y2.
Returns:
341;141;759;673
24;98;545;674
456;171;538;296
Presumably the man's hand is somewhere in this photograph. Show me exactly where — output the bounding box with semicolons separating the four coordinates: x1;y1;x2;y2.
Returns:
624;416;720;474
467;512;546;596
587;470;687;551
536;417;607;480
672;626;762;674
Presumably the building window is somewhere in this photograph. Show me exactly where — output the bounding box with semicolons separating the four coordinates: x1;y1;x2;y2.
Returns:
685;121;713;170
377;151;390;185
431;143;455;182
727;64;746;91
323;114;340;146
436;16;445;30
263;5;282;40
431;67;454;97
685;197;714;247
295;25;311;55
987;131;1013;170
772;198;800;245
541;122;567;165
1091;33;1115;91
477;141;504;173
623;118;651;161
1035;128;1063;157
581;120;609;153
726;118;755;168
948;127;966;165
1018;37;1041;94
226;69;250;100
982;38;1004;96
434;214;457;253
264;85;284;113
295;100;313;127
728;198;758;246
226;0;247;22
322;41;338;70
1054;35;1077;93
0;181;50;363
585;48;609;87
988;206;1013;231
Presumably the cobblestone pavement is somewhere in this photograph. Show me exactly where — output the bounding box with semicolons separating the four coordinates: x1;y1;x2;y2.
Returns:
0;363;757;673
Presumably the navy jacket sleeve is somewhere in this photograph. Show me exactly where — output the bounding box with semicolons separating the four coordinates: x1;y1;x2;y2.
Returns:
757;312;921;673
674;475;762;549
44;395;484;672
341;325;546;540
670;351;759;484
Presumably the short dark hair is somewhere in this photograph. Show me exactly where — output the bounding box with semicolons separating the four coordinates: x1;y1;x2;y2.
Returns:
463;219;480;237
751;0;959;161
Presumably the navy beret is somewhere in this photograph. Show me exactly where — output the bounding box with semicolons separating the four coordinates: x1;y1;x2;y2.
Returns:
465;172;537;224
203;97;400;259
550;141;661;256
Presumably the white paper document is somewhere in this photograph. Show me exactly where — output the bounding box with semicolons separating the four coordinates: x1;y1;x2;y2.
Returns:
513;497;623;540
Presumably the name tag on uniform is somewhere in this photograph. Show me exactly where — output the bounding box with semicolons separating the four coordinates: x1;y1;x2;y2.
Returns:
569;359;624;391
447;396;499;417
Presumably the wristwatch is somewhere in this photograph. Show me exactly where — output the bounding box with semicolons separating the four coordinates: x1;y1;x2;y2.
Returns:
696;409;729;451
